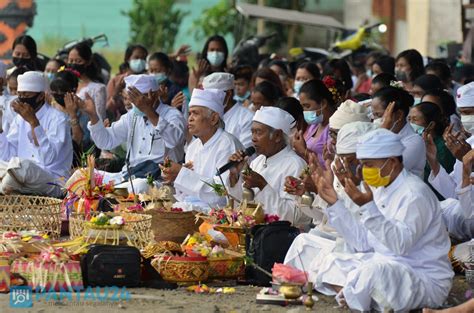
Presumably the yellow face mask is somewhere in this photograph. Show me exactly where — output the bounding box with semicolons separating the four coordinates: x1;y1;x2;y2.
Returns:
362;159;392;187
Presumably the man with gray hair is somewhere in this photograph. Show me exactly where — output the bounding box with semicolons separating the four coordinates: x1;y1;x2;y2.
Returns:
227;106;307;223
203;72;253;148
161;88;243;210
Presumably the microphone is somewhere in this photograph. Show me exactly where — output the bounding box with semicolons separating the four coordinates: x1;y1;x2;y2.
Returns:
216;146;256;176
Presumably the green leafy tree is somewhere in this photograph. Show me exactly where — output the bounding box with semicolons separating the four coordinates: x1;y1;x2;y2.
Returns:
123;0;188;52
191;0;238;44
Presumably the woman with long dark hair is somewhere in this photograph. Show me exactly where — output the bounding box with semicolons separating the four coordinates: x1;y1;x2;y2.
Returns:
68;42;107;120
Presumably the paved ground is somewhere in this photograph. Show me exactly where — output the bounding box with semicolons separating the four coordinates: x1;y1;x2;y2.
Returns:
0;276;470;313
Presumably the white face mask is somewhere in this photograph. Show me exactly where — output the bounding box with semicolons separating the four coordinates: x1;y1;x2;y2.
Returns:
461;114;474;133
207;51;225;67
129;59;146;73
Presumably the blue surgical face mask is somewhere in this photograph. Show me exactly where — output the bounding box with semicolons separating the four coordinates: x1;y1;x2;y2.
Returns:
233;90;250;102
207;51;225;67
413;97;422;106
366;69;372;77
45;72;55;81
154;72;168;84
131;104;146;117
129;59;146;73
294;80;305;95
410;122;425;135
303;108;323;125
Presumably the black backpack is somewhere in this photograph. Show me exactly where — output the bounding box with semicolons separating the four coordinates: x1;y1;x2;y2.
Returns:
81;245;141;287
245;221;300;286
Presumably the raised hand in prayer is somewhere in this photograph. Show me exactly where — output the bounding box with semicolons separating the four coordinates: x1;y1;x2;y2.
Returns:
311;158;337;205
443;124;471;161
380;101;401;131
12;100;39;128
189;59;210;92
228;150;249;187
462;149;474;188
322;143;335;163
172;45;191;58
344;179;373;207
333;156;361;187
292;130;307;159
64;92;79;118
127;87;155;115
284;176;305;196
158;84;169;103
242;170;267;190
171;91;185;109
159;159;182;184
77;92;99;124
423;131;439;175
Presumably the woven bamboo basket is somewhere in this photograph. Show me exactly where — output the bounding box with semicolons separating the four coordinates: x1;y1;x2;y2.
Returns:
151;255;209;283
70;212;153;249
0;195;62;239
148;209;201;243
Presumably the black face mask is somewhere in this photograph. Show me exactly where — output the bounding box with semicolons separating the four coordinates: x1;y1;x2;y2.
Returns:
53;93;65;106
12;57;32;69
395;70;409;82
67;63;86;74
18;93;42;111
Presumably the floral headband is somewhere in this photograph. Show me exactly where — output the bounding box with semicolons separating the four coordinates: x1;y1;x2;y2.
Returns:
322;75;344;104
58;65;81;79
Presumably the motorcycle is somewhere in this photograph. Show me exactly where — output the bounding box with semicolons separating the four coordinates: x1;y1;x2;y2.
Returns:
289;22;388;63
231;32;278;69
55;33;112;83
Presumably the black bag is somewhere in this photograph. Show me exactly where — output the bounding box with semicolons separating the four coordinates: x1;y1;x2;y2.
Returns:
245;221;300;286
81;245;141;287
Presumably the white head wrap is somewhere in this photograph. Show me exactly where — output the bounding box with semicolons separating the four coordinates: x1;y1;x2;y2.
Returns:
189;88;226;118
124;74;158;94
17;71;46;92
203;72;234;91
356;128;405;159
336;122;377;154
329;99;370;130
456;82;474;108
253;106;295;136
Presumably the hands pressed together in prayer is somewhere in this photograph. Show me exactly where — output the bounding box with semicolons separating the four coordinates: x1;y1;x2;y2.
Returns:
285;151;373;208
228;150;268;190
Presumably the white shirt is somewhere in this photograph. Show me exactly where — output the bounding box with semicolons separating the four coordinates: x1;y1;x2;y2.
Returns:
174;128;243;209
428;135;474;199
88;103;185;175
0;93;17;134
224;103;253;148
77;82;107;120
326;170;453;291
397;123;426;177
228;145;307;223
0;103;73;179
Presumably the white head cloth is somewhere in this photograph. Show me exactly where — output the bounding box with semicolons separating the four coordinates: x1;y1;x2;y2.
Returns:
456;82;474;108
202;72;234;91
189;88;226;118
124;74;158;93
329;99;370;130
253;106;295;136
356;128;405;159
17;71;46;92
336;122;377;154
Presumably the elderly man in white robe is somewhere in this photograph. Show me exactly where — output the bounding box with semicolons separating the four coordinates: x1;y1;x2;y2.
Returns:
311;128;453;312
284;122;376;275
227;106;307;224
202;72;253;148
0;71;73;197
76;74;185;193
161;88;243;211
